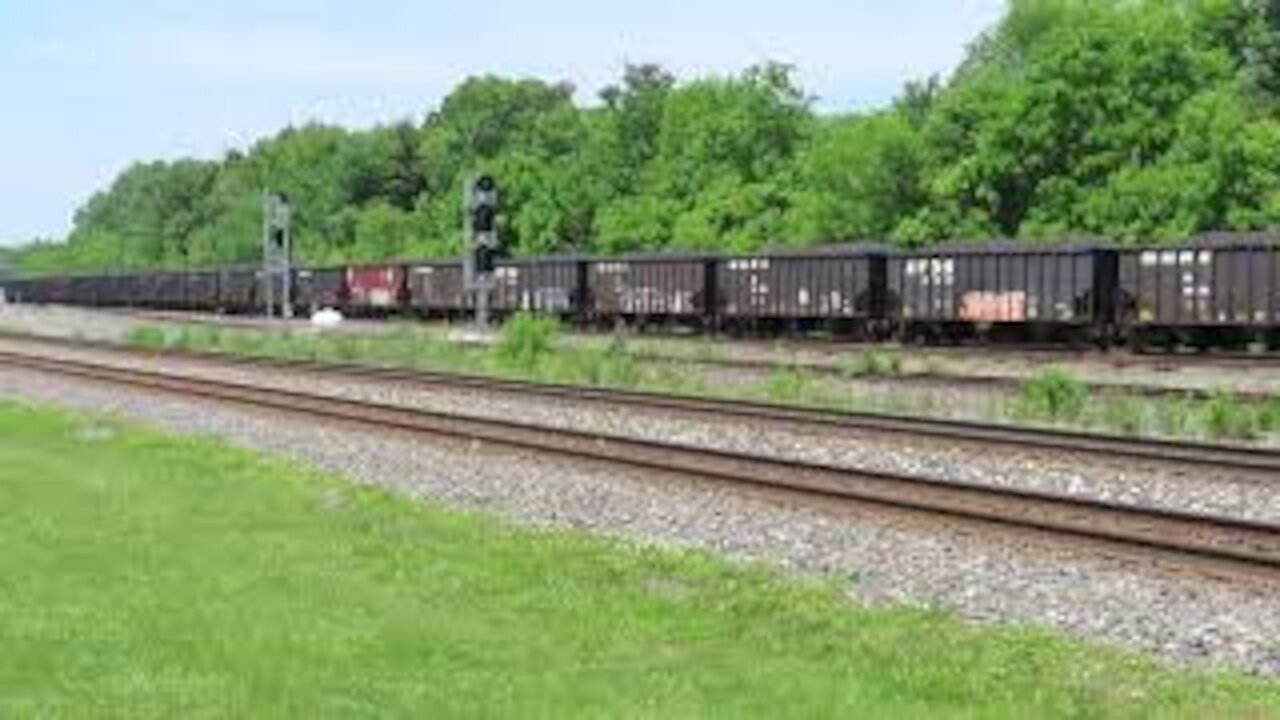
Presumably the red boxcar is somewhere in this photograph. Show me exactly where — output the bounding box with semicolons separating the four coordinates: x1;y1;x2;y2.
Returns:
345;265;407;310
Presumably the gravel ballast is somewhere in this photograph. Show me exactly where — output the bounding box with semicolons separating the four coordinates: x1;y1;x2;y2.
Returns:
8;303;1280;394
3;336;1278;526
0;367;1278;677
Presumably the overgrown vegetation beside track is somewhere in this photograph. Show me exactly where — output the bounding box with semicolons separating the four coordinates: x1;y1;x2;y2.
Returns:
0;400;1276;715
1015;368;1280;440
124;317;1280;443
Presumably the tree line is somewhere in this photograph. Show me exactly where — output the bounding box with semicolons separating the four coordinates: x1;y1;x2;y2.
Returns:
11;0;1280;275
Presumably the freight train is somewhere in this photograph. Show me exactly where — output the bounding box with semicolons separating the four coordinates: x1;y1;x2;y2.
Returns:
5;233;1280;350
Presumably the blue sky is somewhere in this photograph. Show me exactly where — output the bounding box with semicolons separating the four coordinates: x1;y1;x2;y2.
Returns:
0;0;1004;243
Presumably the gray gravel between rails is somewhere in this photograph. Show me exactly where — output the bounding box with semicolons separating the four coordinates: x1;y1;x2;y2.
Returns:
10;303;1280;452
0;306;1047;435
4;336;1280;526
1;366;1278;677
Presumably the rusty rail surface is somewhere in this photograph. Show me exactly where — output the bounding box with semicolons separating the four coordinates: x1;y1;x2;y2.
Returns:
1;346;1278;580
2;330;1280;474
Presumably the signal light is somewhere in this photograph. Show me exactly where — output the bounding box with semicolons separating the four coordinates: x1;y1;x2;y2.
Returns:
466;175;504;276
475;245;496;275
469;175;499;236
472;204;497;234
462;175;502;329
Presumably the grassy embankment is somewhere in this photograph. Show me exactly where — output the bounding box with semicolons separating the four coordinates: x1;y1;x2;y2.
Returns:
0;399;1276;716
126;315;1280;442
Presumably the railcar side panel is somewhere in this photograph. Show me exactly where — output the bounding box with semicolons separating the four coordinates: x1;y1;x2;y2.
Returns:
293;268;346;311
587;258;707;319
66;276;95;306
717;254;879;319
186;271;220;310
888;249;1099;325
407;262;467;315
1118;244;1280;327
345;265;407;310
218;270;259;312
164;272;192;309
102;275;132;306
492;259;580;315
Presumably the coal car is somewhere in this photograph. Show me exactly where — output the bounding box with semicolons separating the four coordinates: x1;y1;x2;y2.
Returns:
293;267;347;312
887;242;1117;345
1117;234;1280;349
586;253;711;327
215;269;260;313
407;261;467;317
94;273;134;307
345;265;408;313
716;245;888;337
409;257;584;319
12;232;1280;352
185;271;221;310
491;257;582;317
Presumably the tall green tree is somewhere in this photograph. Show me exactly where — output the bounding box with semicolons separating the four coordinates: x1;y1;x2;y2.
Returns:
786;111;926;244
596;63;812;253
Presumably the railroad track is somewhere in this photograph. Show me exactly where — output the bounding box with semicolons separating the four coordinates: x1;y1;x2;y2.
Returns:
176;359;1280;474
630;336;1280;370
2;330;1279;475
627;351;1278;403
85;307;1280;403
1;345;1278;581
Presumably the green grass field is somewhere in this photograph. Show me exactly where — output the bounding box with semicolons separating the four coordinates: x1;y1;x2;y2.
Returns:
0;400;1275;717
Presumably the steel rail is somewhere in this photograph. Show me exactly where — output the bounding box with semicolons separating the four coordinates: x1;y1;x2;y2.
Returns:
2;330;1279;475
227;357;1280;474
1;348;1278;579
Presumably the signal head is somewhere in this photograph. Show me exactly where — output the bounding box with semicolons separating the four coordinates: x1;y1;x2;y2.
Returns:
474;245;496;274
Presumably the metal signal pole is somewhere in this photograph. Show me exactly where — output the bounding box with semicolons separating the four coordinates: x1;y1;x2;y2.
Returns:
262;191;293;318
464;175;500;330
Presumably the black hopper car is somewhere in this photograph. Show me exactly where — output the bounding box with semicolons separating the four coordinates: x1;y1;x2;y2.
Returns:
5;233;1280;350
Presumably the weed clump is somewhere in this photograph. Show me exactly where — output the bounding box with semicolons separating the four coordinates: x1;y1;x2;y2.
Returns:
1155;397;1196;438
765;366;812;403
1019;368;1088;421
1254;397;1280;435
1099;398;1144;436
586;335;641;386
125;325;167;349
839;350;901;378
496;312;561;371
1202;390;1258;440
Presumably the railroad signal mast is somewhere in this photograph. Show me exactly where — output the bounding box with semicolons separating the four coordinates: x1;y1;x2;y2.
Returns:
0;255;9;305
262;191;293;319
464;175;503;329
